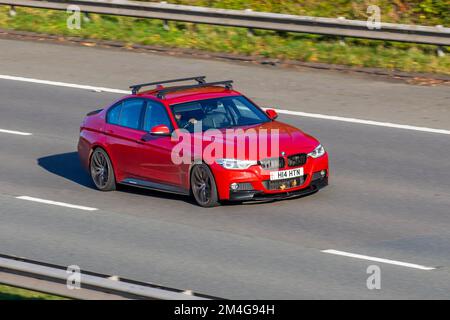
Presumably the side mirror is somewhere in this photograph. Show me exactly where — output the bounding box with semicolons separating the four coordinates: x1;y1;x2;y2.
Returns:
150;124;171;136
265;109;278;120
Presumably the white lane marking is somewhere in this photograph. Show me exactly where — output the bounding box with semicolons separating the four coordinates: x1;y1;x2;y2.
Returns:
1;74;449;136
0;128;32;136
16;196;98;211
0;74;129;94
322;249;435;271
272;109;450;136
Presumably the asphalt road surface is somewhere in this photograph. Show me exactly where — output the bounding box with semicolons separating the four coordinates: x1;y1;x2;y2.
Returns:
0;38;450;299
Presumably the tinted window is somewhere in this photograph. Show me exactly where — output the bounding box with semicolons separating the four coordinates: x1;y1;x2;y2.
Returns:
233;98;263;122
171;96;269;132
107;103;122;125
118;99;144;130
143;100;173;132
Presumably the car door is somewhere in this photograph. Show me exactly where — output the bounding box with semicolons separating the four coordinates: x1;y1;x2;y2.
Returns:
138;99;184;188
104;98;146;179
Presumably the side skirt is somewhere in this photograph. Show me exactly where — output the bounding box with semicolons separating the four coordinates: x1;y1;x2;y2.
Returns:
120;178;190;196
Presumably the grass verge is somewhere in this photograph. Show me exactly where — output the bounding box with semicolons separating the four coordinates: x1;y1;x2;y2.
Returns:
0;6;449;75
0;284;67;300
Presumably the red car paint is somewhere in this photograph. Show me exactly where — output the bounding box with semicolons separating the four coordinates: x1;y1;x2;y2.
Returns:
78;85;329;202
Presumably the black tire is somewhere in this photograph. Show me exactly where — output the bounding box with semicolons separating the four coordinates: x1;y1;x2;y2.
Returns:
90;148;116;191
190;164;220;208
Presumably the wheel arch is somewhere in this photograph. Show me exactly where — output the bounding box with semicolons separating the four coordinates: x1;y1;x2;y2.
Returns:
89;144;118;182
188;161;220;200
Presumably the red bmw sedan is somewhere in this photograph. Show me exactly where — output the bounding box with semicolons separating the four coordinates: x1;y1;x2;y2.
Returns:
78;77;328;207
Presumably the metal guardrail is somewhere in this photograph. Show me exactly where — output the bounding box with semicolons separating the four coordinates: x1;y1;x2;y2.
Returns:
0;254;214;300
1;0;449;46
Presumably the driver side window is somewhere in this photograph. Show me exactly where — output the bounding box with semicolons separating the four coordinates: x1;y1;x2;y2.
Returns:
143;100;173;132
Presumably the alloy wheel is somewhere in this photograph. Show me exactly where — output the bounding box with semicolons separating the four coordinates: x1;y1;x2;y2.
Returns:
191;165;213;205
91;150;110;189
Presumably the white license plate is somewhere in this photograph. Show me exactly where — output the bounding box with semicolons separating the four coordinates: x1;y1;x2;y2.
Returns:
270;168;304;181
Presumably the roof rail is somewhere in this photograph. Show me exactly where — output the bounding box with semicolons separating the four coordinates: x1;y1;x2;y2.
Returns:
130;76;206;95
156;80;234;99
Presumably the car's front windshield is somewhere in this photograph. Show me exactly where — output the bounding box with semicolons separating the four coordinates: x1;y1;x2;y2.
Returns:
171;96;270;132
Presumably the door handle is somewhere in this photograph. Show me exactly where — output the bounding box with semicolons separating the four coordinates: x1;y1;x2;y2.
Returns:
140;133;153;142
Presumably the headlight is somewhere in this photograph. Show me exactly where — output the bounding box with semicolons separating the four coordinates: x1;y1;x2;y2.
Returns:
216;159;258;170
308;144;325;158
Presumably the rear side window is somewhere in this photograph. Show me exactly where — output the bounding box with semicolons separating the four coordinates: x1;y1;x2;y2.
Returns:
107;99;144;130
107;103;122;125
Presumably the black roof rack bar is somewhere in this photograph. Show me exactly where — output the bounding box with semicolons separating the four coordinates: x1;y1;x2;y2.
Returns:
130;76;206;94
156;80;234;99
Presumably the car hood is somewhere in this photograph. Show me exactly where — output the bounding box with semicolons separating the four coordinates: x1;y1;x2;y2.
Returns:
187;120;320;161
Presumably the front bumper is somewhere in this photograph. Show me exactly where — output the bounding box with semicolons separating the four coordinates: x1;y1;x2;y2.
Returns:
211;153;329;201
229;176;328;202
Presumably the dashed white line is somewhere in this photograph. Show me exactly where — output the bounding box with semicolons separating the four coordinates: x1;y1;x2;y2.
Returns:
1;74;449;136
322;249;435;271
16;196;98;212
0;128;32;136
0;74;129;94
